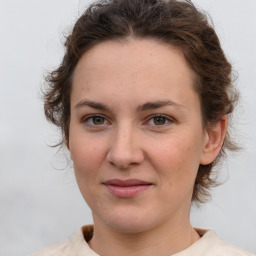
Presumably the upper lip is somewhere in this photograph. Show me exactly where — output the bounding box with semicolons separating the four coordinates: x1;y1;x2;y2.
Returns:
103;179;152;187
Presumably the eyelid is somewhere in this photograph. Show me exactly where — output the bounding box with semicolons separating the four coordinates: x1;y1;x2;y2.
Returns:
145;114;176;126
82;114;111;126
81;113;175;128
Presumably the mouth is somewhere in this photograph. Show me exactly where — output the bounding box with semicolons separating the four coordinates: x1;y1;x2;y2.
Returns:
102;179;153;198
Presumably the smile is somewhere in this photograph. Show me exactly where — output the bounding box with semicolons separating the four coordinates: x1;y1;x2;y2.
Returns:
103;179;153;198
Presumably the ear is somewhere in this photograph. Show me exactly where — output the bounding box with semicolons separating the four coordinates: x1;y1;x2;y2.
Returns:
200;115;227;165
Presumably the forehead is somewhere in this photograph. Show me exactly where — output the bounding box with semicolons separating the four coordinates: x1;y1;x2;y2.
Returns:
74;38;195;81
71;39;199;109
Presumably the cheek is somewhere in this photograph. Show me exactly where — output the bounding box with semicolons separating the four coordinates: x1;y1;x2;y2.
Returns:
150;134;202;185
70;138;107;208
69;132;107;183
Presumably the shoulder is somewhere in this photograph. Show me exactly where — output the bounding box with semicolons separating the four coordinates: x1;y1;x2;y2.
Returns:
29;240;71;256
196;229;255;256
29;225;97;256
175;229;255;256
208;236;255;256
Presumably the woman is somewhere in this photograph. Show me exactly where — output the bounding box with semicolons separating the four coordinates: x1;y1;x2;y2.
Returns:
31;0;254;255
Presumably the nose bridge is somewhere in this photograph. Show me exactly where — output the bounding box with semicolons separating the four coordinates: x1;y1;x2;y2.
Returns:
106;122;143;168
115;123;133;149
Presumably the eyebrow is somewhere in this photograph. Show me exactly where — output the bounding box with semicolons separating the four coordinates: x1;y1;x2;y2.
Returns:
137;100;184;111
74;99;184;112
75;100;110;111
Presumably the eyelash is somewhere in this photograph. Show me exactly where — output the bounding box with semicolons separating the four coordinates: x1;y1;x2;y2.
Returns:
82;115;109;127
81;114;175;128
146;114;175;127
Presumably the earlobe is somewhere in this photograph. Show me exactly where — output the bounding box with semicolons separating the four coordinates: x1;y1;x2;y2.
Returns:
200;115;227;165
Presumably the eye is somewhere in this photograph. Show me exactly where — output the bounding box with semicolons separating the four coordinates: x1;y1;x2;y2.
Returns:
91;116;105;125
82;115;108;126
152;116;167;125
147;115;174;127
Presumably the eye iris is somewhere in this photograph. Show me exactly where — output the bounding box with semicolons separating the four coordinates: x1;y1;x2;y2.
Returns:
154;116;166;125
93;116;104;125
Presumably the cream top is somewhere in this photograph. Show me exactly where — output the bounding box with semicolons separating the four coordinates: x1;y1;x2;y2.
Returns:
30;225;255;256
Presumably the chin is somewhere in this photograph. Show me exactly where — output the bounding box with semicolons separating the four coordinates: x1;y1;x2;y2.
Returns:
94;206;158;234
107;219;154;234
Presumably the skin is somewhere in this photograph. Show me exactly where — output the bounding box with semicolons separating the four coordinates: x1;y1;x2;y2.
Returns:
69;39;226;256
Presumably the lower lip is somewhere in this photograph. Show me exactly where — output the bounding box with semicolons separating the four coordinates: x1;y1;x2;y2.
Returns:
104;184;152;198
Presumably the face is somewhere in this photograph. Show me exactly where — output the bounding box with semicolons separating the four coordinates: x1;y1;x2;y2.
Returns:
69;39;211;233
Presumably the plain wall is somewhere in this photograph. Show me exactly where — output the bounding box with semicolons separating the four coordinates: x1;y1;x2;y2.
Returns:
0;0;255;255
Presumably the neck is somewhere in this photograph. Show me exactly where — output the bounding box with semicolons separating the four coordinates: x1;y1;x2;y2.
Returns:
88;216;200;256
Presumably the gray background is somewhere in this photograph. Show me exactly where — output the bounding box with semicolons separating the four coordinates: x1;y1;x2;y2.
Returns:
0;0;255;255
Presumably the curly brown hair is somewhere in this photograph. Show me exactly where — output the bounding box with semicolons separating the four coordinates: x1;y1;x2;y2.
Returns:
44;0;238;203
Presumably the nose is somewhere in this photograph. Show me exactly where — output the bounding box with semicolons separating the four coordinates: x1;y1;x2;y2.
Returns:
106;125;144;169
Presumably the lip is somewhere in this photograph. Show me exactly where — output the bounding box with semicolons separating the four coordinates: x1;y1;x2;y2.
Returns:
103;179;153;198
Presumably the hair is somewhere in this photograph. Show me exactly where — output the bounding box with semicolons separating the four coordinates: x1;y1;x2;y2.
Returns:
44;0;239;204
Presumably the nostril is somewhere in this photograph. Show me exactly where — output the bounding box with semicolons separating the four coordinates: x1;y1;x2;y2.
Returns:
106;130;144;168
107;155;134;169
106;149;144;169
